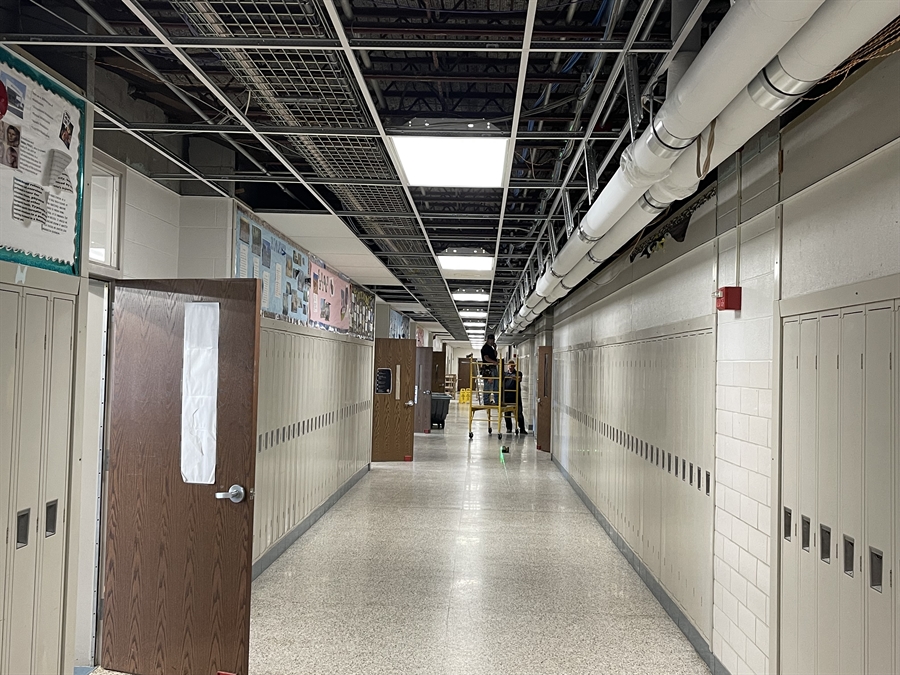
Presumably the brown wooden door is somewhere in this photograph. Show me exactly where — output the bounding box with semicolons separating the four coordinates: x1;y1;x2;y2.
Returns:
458;357;472;391
536;345;553;452
101;279;260;675
415;346;433;433
372;338;415;461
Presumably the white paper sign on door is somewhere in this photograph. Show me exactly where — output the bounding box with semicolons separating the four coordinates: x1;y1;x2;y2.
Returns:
181;302;219;484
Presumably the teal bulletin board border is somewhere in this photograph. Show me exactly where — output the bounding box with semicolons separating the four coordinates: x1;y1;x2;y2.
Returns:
0;46;86;276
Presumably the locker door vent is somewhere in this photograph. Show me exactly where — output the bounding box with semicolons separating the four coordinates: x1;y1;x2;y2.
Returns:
45;500;58;537
869;548;883;592
801;516;811;551
843;536;854;577
689;463;694;485
675;457;679;477
819;525;831;563
784;508;792;541
668;453;672;473
16;509;30;549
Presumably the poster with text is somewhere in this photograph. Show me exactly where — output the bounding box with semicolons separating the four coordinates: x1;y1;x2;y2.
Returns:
350;284;375;340
233;204;309;325
309;256;350;333
0;47;85;274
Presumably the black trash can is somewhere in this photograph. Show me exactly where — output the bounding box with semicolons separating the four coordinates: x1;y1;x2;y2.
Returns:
431;393;451;429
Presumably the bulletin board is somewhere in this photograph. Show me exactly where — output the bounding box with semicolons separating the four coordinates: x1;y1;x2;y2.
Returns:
233;204;310;324
309;255;351;333
0;46;86;275
350;284;375;340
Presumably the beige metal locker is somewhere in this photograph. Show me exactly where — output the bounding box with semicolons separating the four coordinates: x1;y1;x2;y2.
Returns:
839;310;865;675
895;303;899;675
798;317;819;671
6;293;48;675
816;313;841;673
864;305;894;675
0;289;20;670
33;297;75;674
781;318;801;675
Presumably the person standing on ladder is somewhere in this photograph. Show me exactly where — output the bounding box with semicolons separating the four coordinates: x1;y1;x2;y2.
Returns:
480;334;499;404
503;360;527;435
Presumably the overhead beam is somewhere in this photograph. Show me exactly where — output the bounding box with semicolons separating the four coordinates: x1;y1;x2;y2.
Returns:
487;0;538;329
1;33;671;53
93;121;623;141
146;172;588;190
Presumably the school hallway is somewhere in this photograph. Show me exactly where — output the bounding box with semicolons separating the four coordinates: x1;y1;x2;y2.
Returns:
93;403;709;675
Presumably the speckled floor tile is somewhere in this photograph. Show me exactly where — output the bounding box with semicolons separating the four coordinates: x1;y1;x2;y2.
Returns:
93;403;709;675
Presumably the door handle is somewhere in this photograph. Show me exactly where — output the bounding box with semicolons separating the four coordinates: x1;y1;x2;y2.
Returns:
424;390;431;395
215;484;246;503
405;400;415;407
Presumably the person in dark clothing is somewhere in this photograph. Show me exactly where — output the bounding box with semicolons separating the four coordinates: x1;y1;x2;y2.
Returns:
480;334;499;404
502;361;527;434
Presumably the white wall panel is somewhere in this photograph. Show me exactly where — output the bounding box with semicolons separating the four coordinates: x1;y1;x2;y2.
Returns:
781;142;900;301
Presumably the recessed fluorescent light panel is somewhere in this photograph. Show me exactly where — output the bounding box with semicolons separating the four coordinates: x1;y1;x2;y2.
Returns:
391;136;509;188
452;291;490;302
437;256;494;272
459;310;487;318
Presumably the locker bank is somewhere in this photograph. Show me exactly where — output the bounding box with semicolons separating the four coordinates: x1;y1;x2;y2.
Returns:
0;0;898;673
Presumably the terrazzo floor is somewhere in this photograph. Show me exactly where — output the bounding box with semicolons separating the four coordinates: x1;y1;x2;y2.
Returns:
96;403;710;675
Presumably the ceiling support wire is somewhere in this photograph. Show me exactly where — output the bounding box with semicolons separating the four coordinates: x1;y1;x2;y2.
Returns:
484;0;539;332
73;0;308;203
502;0;712;325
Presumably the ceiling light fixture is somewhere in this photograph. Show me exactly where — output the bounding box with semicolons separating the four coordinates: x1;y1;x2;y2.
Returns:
452;292;490;302
459;310;487;318
391;136;509;188
437;255;494;272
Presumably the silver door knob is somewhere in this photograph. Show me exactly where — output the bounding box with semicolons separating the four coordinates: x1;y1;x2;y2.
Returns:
215;484;246;503
405;400;415;407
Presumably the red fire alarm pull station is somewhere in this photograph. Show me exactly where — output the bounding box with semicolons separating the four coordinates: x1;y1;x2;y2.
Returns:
715;286;742;311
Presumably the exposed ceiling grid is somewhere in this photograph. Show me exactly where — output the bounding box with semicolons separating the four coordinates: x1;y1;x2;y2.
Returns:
12;0;733;338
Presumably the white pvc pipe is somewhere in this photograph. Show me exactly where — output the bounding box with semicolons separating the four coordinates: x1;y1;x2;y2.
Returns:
525;0;827;311
549;0;899;306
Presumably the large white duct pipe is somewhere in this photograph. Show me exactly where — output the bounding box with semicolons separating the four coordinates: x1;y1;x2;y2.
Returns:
547;0;899;302
527;0;827;309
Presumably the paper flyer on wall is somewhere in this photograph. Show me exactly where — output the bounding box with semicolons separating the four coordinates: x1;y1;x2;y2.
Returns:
309;255;351;333
0;47;85;274
233;204;310;325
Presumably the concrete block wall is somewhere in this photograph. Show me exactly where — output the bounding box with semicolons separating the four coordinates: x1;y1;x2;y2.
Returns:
121;169;181;279
178;196;234;279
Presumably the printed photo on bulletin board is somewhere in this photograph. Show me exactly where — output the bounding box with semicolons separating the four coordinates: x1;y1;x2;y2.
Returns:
0;47;86;275
350;284;375;340
389;308;410;339
309;255;350;333
233;204;310;325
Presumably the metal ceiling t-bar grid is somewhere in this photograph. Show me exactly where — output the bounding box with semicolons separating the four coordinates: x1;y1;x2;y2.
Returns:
12;0;726;338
